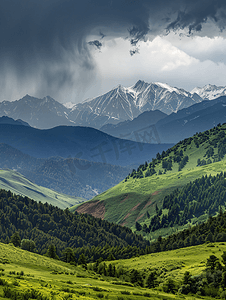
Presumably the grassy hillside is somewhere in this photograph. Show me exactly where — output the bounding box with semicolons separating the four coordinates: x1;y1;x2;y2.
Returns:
0;241;226;299
75;123;226;237
0;169;86;209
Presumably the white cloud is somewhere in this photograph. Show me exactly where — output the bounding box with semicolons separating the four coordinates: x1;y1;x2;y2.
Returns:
82;35;226;97
164;33;226;63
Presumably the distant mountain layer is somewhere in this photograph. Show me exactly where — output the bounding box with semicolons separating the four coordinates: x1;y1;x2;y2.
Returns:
100;110;167;142
0;116;30;126
0;80;202;129
0;169;86;209
0;95;74;129
0;124;174;167
156;96;226;143
100;96;226;144
0;143;132;199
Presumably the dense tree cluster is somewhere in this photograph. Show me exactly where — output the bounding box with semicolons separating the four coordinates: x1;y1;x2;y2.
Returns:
177;252;226;298
146;209;226;253
126;123;226;181
89;258;158;289
139;172;226;233
0;189;149;261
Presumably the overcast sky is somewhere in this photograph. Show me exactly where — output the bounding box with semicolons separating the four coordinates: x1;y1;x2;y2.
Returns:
1;0;226;103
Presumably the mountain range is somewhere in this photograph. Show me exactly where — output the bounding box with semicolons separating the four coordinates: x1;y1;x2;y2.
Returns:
68;80;202;127
102;95;226;144
100;109;167;143
0;80;206;129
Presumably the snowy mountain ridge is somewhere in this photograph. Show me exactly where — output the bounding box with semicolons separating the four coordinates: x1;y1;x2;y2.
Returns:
69;80;202;125
0;81;224;129
191;84;226;100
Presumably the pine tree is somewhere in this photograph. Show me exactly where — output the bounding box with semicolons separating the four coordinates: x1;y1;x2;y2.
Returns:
10;232;21;247
78;253;87;269
146;271;157;288
206;255;220;272
46;244;58;259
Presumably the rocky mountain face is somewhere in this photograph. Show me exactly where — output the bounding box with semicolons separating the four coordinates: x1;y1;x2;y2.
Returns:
0;95;74;129
0;81;202;129
69;80;202;127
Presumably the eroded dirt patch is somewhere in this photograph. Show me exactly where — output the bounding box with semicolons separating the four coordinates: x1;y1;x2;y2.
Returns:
76;200;105;219
144;190;161;209
152;190;160;196
131;202;141;211
120;194;129;204
122;212;131;221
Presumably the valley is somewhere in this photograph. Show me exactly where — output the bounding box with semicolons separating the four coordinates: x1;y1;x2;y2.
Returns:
1;82;226;299
2;0;226;299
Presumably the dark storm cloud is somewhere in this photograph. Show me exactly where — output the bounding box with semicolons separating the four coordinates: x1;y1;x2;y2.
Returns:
88;40;103;50
1;0;226;101
166;0;226;34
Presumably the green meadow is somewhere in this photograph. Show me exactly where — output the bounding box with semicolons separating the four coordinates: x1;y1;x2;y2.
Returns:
1;241;225;300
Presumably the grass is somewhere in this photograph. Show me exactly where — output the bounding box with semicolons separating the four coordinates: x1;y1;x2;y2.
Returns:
114;242;226;282
0;241;223;300
0;242;196;300
76;128;226;234
0;169;86;209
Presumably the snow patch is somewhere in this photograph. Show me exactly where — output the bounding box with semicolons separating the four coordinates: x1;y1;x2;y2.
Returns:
64;102;76;109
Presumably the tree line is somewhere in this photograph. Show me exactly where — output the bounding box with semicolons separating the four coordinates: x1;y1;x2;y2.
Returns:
138;172;226;233
126;123;226;181
0;189;149;262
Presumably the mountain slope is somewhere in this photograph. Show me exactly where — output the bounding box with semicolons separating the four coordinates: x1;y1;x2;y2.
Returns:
0;143;131;199
0;189;149;255
156;96;226;143
0;124;173;166
69;80;202;128
75;123;226;237
100;109;167;142
0;169;86;209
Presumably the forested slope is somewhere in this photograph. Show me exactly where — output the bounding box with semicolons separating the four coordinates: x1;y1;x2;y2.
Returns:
76;123;226;238
0;189;149;262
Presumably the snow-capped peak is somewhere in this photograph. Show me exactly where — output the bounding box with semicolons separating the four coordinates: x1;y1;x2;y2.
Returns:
191;84;226;100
